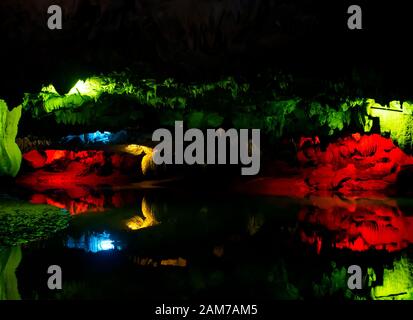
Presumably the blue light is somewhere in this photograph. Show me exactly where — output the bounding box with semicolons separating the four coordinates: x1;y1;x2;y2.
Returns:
98;239;115;251
87;131;111;144
61;130;127;145
66;231;120;253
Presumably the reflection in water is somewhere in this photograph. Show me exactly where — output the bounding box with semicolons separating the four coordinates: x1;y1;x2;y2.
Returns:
31;193;106;215
161;258;187;267
30;189;140;215
6;188;413;300
213;245;224;257
0;246;21;300
132;256;158;267
293;194;413;299
126;197;160;230
66;232;121;253
298;195;413;253
247;214;264;236
131;256;187;268
266;255;413;300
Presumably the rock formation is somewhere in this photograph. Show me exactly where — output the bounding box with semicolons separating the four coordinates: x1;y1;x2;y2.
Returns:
0;100;22;177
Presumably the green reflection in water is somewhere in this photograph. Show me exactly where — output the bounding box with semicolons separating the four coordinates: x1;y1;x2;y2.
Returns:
0;246;21;300
0;199;71;246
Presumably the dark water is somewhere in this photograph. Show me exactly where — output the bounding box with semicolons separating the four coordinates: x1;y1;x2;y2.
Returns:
1;187;413;300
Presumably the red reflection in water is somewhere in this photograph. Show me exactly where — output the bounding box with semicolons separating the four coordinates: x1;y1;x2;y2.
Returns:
30;193;106;215
298;195;413;253
237;177;309;197
17;149;142;215
237;134;413;253
29;190;138;215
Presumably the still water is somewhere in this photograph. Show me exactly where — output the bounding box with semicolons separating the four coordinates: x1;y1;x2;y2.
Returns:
1;186;413;300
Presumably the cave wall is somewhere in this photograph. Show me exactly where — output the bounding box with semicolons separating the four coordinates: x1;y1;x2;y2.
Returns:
3;0;410;101
0;101;22;177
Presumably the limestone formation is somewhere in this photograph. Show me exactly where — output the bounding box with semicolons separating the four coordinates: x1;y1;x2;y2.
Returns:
0;100;22;177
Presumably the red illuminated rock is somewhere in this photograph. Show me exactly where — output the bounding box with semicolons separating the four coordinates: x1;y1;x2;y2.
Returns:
299;133;413;192
22;150;47;169
18;149;140;192
239;134;413;197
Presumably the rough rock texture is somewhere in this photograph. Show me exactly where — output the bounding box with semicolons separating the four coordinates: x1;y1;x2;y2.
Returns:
298;133;413;193
370;257;413;300
0;0;316;60
365;99;413;149
16;136;52;153
17;149;140;191
0;100;22;177
238;133;413;198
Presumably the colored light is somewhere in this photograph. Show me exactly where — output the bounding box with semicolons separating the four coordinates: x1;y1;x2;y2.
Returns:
298;133;413;193
124;144;155;175
68;78;104;98
127;197;160;230
366;99;413;148
0;100;22;177
298;196;413;253
89;131;111;143
98;239;115;251
371;257;413;300
0;247;22;300
160;257;187;267
66;232;119;253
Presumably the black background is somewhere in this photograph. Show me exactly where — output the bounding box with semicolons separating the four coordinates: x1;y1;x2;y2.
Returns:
0;1;411;104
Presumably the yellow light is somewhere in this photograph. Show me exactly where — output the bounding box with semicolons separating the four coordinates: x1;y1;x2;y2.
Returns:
124;144;155;175
160;257;187;267
67;78;103;98
126;197;160;230
129;256;187;268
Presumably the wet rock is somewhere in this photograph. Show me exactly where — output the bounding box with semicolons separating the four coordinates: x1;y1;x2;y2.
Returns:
0;101;22;177
18;149;141;192
298;134;413;192
22;150;47;169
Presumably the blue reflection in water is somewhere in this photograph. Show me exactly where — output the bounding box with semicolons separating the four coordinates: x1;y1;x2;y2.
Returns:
66;232;121;253
99;239;115;251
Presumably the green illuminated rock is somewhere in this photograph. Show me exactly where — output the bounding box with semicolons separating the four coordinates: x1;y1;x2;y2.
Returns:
0;100;22;177
23;73;413;148
0;246;21;300
370;257;413;300
366;99;413;149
